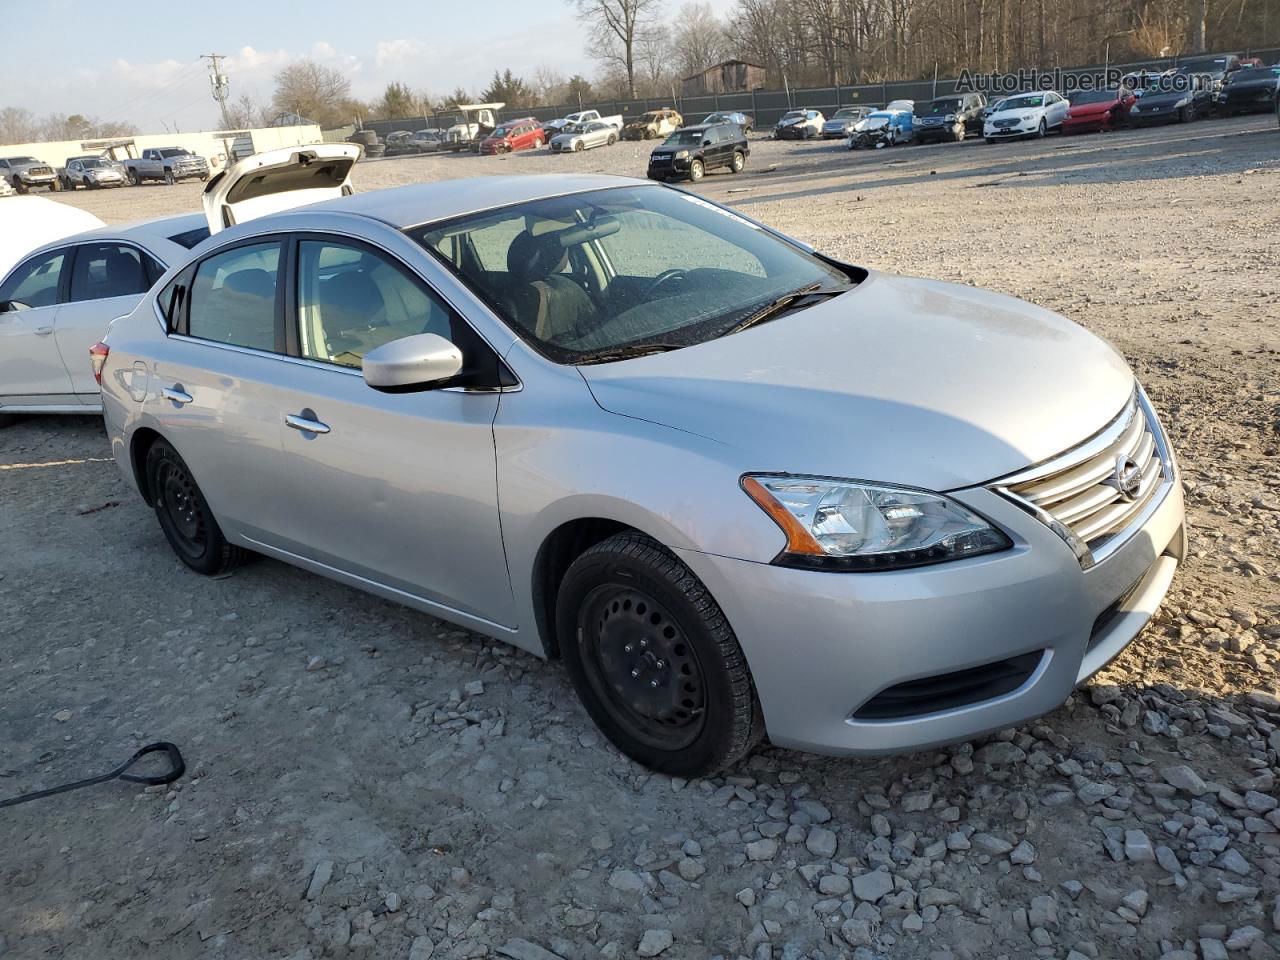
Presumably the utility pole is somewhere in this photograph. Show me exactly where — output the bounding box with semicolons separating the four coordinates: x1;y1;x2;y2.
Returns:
202;54;232;129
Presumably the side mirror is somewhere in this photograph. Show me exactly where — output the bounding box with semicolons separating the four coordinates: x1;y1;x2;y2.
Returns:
362;333;463;392
703;139;713;146
0;300;29;313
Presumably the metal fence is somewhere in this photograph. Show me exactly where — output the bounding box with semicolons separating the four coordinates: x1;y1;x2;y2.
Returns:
359;45;1280;137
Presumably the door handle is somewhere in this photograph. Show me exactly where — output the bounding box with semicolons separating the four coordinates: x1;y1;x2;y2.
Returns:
35;326;54;336
161;386;193;405
285;412;330;435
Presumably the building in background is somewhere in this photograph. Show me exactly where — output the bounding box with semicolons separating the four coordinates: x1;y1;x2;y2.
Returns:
681;60;767;97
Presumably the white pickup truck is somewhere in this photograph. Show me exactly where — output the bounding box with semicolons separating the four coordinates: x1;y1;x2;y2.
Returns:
124;147;210;186
564;109;623;130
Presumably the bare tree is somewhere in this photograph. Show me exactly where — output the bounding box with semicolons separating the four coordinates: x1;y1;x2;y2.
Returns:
572;0;666;98
671;2;730;77
0;107;43;144
271;60;354;127
224;94;269;129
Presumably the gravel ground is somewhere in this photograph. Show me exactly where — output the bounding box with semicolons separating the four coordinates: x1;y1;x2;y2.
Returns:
2;114;1279;960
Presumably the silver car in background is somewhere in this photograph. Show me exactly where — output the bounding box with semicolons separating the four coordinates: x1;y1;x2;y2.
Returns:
550;120;620;153
98;157;1185;776
0;213;207;417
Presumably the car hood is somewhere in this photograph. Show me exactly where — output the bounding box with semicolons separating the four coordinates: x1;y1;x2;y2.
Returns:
1135;92;1188;108
988;106;1043;121
1224;77;1277;92
1067;101;1118;116
579;272;1134;491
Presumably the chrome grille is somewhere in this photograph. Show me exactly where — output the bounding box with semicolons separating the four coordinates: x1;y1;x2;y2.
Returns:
994;389;1173;568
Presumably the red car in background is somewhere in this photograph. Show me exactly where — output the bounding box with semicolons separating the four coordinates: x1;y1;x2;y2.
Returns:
1062;88;1137;134
479;118;544;154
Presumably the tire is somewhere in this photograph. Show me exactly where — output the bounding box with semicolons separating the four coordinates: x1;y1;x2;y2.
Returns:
607;133;616;145
557;532;764;776
730;150;745;173
14;179;26;194
534;137;543;148
688;159;704;182
574;140;584;152
49;178;61;192
954;122;966;142
145;439;247;577
164;169;176;185
1179;104;1194;123
1037;119;1047;138
130;170;142;186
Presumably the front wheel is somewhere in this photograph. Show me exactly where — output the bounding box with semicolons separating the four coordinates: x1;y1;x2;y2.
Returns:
164;169;176;185
954;122;966;142
1037;119;1047;138
607;133;617;145
730;150;745;173
688;159;704;182
145;439;247;576
1179;103;1194;123
557;532;764;776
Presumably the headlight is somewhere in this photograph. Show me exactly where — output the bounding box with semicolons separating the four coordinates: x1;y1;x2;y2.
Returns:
1175;96;1191;108
945;113;957;121
1022;113;1035;121
742;475;1012;571
675;150;689;159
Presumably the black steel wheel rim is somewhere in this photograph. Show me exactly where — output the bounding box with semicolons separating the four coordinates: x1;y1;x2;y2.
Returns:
156;460;206;559
578;585;707;750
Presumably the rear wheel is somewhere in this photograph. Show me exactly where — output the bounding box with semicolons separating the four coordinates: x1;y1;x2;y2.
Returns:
557;532;764;776
730;150;745;173
145;439;247;576
688;159;704;182
130;170;142;186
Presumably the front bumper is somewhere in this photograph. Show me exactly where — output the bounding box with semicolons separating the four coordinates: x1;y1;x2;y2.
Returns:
1129;107;1180;124
18;172;57;184
984;123;1036;138
675;474;1185;756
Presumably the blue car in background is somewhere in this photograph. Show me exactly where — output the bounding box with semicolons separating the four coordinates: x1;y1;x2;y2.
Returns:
847;108;915;148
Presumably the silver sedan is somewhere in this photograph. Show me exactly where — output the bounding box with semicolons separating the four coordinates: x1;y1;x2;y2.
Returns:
550;121;619;153
0;213;207;417
98;168;1184;776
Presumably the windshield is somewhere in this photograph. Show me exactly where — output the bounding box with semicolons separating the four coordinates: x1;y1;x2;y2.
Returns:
411;186;853;363
781;111;803;120
9;157;38;164
663;129;704;146
1070;90;1119;104
159;149;189;158
866;112;893;120
923;99;962;115
832;108;860;119
1180;59;1226;74
80;158;106;168
1227;67;1279;82
490;126;511;137
998;95;1045;110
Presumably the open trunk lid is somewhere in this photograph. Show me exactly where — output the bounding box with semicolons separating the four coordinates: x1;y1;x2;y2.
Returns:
201;143;361;235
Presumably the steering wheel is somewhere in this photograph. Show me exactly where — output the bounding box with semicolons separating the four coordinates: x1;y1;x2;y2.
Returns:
644;269;688;298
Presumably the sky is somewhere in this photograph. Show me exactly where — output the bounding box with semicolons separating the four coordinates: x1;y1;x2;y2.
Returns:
2;0;739;132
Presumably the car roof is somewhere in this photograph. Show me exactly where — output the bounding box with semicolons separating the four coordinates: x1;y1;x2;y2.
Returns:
269;175;651;231
24;212;208;262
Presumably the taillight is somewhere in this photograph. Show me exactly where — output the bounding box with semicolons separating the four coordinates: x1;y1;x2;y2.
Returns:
90;342;109;385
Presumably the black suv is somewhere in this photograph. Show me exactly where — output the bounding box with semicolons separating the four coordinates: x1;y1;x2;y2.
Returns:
647;123;749;183
915;92;987;143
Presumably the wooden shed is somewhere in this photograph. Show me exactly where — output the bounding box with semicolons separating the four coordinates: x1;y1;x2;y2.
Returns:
680;60;768;97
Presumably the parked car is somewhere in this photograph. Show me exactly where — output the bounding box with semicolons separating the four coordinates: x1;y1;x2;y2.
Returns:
774;109;825;140
0;177;13;198
60;155;128;190
384;131;419;156
1120;71;1168;98
847;109;915;148
983;91;1070;141
561;109;623;132
914;93;987;143
0;156;60;193
480;118;545;154
443;103;503;151
1215;66;1280;115
1128;75;1214;125
702;111;754;133
1062;87;1137;134
1176;54;1242;95
0;213;207;419
821;106;874;139
647;123;750;182
413;129;446;153
125;147;210;185
97;160;1185;776
1238;57;1265;70
623;108;683;141
551;120;619;153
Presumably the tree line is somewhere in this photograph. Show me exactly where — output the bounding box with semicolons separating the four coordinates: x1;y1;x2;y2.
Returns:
0;108;136;146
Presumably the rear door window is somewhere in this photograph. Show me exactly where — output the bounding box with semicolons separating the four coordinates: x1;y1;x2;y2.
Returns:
69;243;161;302
187;242;282;352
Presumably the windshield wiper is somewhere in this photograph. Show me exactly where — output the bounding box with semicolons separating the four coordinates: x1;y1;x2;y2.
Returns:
574;342;686;365
721;283;849;337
